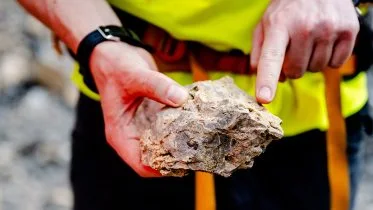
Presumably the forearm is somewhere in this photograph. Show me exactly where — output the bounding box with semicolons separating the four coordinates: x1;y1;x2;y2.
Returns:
17;0;121;53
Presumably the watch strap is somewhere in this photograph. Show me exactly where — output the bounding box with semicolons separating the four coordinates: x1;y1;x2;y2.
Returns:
76;25;151;92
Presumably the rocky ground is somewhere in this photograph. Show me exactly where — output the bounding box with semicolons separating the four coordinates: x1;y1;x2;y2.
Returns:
355;70;373;210
0;1;372;210
0;1;75;210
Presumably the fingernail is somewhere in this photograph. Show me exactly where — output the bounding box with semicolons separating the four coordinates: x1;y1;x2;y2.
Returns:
167;85;188;105
259;86;272;102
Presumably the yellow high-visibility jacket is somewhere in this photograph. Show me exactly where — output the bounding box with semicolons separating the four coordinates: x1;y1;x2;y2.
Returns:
78;0;368;137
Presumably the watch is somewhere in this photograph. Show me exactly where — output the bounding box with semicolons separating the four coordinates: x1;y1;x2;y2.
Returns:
76;25;151;92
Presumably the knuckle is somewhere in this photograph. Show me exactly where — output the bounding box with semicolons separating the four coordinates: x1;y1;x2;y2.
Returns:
296;19;314;39
299;26;313;39
316;20;336;40
339;30;354;42
264;12;285;26
261;48;284;62
260;71;278;85
340;23;359;40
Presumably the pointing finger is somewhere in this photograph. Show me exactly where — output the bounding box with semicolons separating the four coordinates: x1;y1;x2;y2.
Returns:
256;27;289;104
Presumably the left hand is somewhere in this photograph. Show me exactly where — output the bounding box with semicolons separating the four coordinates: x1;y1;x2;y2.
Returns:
250;0;360;104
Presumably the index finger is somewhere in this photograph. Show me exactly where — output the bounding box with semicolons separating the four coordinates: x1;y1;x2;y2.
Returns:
256;27;289;104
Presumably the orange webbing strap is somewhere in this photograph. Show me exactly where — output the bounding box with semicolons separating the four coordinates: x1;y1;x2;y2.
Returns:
190;55;210;82
323;56;355;210
190;54;216;210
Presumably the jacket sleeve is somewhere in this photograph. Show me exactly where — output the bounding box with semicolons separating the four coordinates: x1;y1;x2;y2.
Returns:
356;0;373;5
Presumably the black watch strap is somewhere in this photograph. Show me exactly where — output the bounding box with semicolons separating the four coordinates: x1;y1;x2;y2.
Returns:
76;25;151;92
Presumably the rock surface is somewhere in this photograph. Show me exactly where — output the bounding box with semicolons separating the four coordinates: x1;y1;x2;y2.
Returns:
0;2;74;210
139;77;284;177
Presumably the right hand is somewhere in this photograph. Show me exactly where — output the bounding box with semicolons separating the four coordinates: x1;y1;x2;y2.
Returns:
89;41;189;177
250;0;359;104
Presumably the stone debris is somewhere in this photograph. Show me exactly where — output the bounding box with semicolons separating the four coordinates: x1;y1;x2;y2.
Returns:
0;1;75;209
139;77;283;177
0;87;74;210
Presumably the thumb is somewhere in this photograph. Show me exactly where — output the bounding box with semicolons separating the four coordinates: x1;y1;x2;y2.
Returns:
126;70;189;107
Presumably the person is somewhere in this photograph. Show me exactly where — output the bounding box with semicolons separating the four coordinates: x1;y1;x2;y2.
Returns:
16;0;372;210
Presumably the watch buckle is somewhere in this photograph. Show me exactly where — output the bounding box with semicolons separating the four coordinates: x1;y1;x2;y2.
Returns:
98;27;120;41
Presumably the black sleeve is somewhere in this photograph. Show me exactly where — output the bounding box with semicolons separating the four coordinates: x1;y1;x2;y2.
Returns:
357;0;373;4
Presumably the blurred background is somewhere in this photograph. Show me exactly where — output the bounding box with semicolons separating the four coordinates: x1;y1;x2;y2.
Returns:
0;1;372;210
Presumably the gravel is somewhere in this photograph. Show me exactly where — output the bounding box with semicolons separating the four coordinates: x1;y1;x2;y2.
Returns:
0;86;74;210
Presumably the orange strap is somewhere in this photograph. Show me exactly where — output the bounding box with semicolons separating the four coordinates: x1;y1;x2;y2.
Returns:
324;56;355;210
190;54;216;210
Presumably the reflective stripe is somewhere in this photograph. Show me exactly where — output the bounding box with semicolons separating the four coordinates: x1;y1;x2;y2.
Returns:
71;63;100;101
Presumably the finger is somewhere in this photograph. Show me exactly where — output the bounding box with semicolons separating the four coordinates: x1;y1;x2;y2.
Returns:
308;40;334;72
282;34;313;78
100;83;162;178
256;27;289;104
330;21;358;68
110;135;162;178
250;22;264;70
124;70;189;107
329;38;354;68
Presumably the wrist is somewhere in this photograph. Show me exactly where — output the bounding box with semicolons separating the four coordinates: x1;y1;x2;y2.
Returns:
49;0;122;53
89;42;119;88
76;25;151;92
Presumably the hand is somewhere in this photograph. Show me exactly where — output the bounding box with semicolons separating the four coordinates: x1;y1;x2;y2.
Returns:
90;42;189;177
250;0;360;103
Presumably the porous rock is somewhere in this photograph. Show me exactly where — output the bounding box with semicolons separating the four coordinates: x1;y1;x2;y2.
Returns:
138;77;283;177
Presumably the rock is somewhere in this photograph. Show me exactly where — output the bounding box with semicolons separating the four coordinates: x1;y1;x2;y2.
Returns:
46;187;72;208
0;84;74;210
0;52;32;90
0;144;14;173
139;77;283;177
